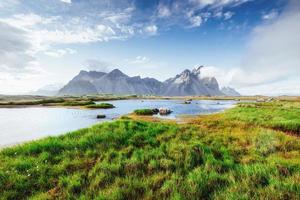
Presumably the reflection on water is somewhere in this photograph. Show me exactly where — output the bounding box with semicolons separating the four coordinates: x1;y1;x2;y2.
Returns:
0;99;236;146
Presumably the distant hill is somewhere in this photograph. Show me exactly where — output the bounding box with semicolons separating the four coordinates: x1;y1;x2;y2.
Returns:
221;87;240;96
58;66;239;96
30;84;64;96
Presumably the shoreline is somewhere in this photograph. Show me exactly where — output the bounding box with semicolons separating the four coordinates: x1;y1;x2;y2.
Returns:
0;95;289;109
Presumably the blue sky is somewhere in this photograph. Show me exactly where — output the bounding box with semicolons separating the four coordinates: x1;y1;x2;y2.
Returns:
0;0;299;95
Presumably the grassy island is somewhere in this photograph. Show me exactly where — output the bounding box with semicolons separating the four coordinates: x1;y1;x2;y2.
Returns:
0;100;299;199
86;103;115;109
134;109;155;115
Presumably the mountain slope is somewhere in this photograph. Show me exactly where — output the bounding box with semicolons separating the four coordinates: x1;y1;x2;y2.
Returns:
221;87;241;96
58;71;104;95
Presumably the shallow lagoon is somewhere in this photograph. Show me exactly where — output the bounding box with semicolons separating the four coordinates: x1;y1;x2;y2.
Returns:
0;99;236;146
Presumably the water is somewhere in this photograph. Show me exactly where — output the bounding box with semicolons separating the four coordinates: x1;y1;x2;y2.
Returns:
0;99;236;146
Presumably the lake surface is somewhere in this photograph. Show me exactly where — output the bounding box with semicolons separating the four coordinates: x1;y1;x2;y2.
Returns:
0;99;236;146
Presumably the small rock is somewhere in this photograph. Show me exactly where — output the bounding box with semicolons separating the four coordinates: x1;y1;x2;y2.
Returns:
97;114;106;119
152;108;159;114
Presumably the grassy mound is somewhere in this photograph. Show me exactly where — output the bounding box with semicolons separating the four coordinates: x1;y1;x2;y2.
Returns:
86;103;115;109
134;109;155;115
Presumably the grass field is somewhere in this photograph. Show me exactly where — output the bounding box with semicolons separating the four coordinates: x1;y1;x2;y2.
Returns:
0;101;299;199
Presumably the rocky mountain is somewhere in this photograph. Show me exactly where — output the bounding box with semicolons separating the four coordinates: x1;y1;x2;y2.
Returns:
58;71;102;96
161;66;223;96
58;67;237;96
221;87;241;96
58;69;162;96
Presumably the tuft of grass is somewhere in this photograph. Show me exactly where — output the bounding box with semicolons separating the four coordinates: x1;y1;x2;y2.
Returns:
86;103;115;109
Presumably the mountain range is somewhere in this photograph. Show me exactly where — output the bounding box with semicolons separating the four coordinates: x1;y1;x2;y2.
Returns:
58;66;240;96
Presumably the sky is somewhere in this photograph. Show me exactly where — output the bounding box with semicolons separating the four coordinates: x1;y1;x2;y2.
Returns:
0;0;299;95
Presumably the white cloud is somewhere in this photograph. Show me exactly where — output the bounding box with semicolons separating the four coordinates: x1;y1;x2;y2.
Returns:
0;22;34;72
144;25;158;35
200;66;239;87
60;0;72;4
130;56;150;64
224;11;234;20
191;0;251;8
214;11;234;20
0;0;19;9
231;2;300;87
189;15;203;27
262;10;278;20
158;4;171;18
84;59;112;72
44;48;76;58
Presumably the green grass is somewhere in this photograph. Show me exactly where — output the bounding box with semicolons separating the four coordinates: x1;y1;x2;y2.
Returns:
0;101;299;199
225;101;300;135
134;109;155;115
62;101;95;106
86;103;115;109
0;98;66;106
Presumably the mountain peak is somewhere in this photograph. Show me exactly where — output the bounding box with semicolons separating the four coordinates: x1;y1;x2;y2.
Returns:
192;65;203;76
79;70;88;75
181;69;191;75
108;69;127;77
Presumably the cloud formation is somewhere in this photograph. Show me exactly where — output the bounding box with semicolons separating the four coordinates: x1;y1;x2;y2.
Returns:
84;59;112;72
0;22;34;72
231;1;300;87
60;0;72;4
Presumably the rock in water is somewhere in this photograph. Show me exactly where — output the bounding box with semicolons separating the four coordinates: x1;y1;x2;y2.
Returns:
159;108;172;115
97;114;106;119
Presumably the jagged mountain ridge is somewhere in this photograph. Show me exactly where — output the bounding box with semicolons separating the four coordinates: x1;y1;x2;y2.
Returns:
58;66;239;96
161;66;223;96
